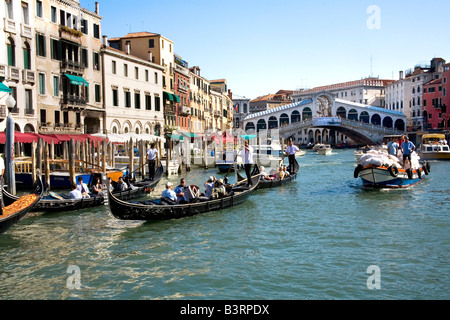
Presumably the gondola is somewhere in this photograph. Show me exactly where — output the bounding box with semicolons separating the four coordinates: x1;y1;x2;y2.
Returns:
0;178;44;235
236;158;300;189
1;164;164;213
108;175;261;221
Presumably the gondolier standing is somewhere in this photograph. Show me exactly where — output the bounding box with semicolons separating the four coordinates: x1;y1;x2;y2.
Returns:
240;140;254;187
285;139;299;174
147;143;158;180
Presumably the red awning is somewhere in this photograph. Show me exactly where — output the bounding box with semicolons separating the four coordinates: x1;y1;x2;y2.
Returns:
0;132;39;144
212;133;236;144
0;133;107;145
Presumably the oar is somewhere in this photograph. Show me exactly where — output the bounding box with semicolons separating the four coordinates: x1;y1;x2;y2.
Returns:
124;162;148;181
223;154;239;185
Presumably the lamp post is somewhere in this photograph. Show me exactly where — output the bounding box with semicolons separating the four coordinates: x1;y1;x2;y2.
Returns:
5;94;16;195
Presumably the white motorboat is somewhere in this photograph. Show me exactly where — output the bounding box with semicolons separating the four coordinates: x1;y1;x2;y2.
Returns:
317;144;332;155
418;134;450;161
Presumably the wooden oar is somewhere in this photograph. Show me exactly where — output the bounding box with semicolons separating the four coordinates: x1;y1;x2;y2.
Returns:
223;154;239;185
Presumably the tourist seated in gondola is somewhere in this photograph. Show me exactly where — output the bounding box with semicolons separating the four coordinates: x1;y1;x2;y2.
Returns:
91;177;104;197
115;176;129;192
174;178;189;204
161;182;177;204
76;177;91;198
69;183;83;200
211;179;227;199
203;176;216;199
259;166;274;181
282;166;290;177
277;167;285;181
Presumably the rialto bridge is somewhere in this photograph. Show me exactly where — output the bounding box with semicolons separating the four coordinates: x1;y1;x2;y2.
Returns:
241;93;407;145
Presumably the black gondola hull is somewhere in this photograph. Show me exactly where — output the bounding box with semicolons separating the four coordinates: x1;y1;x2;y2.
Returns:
108;176;260;221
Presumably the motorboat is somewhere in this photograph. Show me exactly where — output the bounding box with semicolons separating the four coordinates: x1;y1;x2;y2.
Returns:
317;144;332;155
418;134;450;161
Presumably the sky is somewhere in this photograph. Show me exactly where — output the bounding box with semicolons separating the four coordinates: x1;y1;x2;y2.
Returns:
80;0;450;99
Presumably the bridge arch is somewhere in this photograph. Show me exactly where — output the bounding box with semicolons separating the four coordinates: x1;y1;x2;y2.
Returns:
336;107;347;119
268;116;278;129
302;107;312;120
348;109;358;121
371;114;381;126
394;119;405;131
280;113;289;127
257;119;267;133
245;122;256;133
291;110;301;123
360;111;370;124
383;116;393;129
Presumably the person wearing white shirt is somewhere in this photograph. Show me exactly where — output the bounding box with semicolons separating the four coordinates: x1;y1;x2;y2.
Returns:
76;177;90;198
285;139;299;174
69;184;83;200
240;140;254;187
161;182;177;203
147;143;158;180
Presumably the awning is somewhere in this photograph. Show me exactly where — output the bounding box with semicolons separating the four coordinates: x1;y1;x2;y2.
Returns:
181;132;200;138
0;82;12;93
163;91;174;101
173;94;181;103
64;73;89;87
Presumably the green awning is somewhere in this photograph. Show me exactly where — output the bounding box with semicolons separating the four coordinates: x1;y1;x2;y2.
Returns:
163;91;174;101
64;73;89;87
241;135;257;140
0;82;12;93
168;134;184;141
173;94;180;103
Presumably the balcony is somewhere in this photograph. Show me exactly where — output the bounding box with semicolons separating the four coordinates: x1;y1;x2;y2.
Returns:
20;23;33;39
179;106;191;117
22;69;36;84
0;65;6;78
61;59;85;73
61;95;87;108
59;26;83;44
4;18;16;34
7;66;20;82
163;105;176;115
214;110;221;118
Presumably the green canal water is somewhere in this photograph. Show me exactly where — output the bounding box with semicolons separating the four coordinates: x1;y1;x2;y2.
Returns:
0;149;448;300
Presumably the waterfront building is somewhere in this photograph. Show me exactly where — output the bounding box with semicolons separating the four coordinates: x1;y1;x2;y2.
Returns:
250;91;292;113
173;54;190;132
293;78;393;109
210;79;234;131
385;71;411;128
108;32;177;129
422;62;449;131
33;0;104;135
100;42;164;136
1;0;38;133
189;66;209;134
232;95;251;129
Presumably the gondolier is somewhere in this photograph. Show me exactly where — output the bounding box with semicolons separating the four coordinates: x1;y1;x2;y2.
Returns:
240;140;254;187
147;143;158;180
285;139;299;174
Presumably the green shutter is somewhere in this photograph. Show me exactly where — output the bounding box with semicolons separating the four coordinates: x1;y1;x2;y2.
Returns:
7;44;14;66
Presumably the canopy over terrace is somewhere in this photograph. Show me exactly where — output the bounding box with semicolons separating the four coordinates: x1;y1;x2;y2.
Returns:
91;133;165;145
0;133;108;145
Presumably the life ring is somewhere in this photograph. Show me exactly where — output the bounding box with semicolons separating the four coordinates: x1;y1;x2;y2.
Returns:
354;164;363;179
388;165;399;178
406;168;413;180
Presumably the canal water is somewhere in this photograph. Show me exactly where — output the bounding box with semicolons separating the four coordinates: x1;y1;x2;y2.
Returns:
0;149;448;300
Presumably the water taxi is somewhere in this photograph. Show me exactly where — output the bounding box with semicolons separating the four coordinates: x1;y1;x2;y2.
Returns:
317;144;332;155
418;134;450;161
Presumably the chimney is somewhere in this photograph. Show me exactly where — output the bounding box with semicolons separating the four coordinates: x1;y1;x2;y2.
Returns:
102;35;108;46
126;41;131;55
95;2;99;15
399;70;404;80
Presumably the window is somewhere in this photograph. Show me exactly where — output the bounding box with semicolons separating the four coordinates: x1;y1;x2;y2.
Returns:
93;52;100;70
36;33;46;57
51;6;57;23
36;1;43;18
81;48;88;68
25;89;33;114
50;39;61;60
81;19;88;34
112;88;118;106
169;44;172;53
5;0;13;19
23;43;31;69
7;38;15;66
124;64;128;77
95;84;101;103
155;95;161;111
145;70;149;82
154;72;158;84
22;2;29;24
124;90;131;108
63;111;69;125
112;61;116;74
145;94;151;110
93;23;100;39
53;76;59;97
135;92;141;109
135;67;139;80
39;73;45;95
161;40;164;49
76;112;81;125
60;10;66;26
55;110;60;125
149;39;154;48
40;109;46;124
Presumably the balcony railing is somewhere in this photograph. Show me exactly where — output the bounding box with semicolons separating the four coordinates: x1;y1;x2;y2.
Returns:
164;105;176;114
3;18;16;34
20;23;33;39
8;66;20;81
22;69;35;84
0;64;6;78
61;95;87;107
61;59;85;73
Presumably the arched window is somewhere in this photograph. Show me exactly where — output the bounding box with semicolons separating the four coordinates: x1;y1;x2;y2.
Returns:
371;114;381;126
280;113;289;127
348;109;358;121
291;110;301;123
7;37;15;67
336;107;346;119
257;119;267;133
268;116;278;129
302;107;312;120
360;111;370;123
243;103;248;114
383;117;393;129
23;42;31;70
